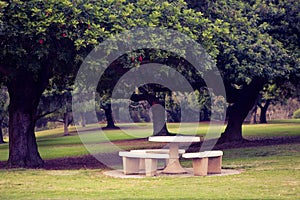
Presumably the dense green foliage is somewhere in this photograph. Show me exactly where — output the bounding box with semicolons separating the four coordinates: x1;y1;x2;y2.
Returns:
188;0;298;85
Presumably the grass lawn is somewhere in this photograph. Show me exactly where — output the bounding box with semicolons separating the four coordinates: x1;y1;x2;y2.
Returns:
0;120;299;199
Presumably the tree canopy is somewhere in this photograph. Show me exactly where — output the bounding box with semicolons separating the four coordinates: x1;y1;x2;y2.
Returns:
0;0;222;168
186;0;299;142
0;0;299;167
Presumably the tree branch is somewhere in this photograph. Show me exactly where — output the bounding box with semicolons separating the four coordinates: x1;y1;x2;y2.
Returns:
35;108;60;120
130;93;157;105
257;103;262;109
0;64;10;76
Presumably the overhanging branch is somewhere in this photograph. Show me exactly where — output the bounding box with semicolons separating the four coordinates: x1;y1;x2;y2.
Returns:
0;64;10;76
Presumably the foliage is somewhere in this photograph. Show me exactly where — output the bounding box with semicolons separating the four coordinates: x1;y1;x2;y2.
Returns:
254;0;300;93
292;108;300;119
0;0;110;84
187;0;296;85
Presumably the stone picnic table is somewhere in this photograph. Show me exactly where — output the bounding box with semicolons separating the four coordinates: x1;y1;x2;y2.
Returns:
148;136;201;174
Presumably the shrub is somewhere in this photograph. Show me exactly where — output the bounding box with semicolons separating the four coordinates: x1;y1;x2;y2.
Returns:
292;108;300;119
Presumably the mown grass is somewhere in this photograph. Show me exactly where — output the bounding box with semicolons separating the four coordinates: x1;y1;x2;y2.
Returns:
0;143;299;199
0;120;299;199
0;120;300;161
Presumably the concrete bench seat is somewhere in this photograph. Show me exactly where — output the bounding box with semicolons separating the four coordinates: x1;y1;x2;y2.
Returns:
182;151;223;176
130;149;185;170
119;151;170;176
130;149;185;154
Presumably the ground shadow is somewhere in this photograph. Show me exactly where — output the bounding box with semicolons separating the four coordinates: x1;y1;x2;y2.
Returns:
0;135;299;170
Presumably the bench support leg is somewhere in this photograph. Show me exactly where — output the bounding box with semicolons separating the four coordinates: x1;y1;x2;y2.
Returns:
145;158;158;176
163;144;186;174
139;158;145;170
208;156;222;174
192;157;208;176
122;157;140;175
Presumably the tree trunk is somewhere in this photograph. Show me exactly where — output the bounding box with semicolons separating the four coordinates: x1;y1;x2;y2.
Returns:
6;70;48;168
103;103;118;129
151;103;170;136
63;112;70;136
201;106;211;121
131;93;171;136
80;112;86;127
218;78;265;143
250;105;258;124
0;121;5;144
258;100;271;124
260;107;267;123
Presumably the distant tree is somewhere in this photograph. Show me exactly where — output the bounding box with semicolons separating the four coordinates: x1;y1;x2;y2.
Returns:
0;86;9;143
37;89;73;136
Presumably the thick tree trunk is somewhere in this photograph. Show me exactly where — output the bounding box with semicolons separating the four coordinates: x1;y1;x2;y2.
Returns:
6;70;48;168
218;78;265;143
8;109;43;168
200;106;211;121
151;103;170;136
103;103;118;129
250;105;258;124
131;93;171;136
260;107;267;123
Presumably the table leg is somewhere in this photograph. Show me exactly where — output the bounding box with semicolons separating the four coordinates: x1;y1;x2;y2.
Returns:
162;143;187;174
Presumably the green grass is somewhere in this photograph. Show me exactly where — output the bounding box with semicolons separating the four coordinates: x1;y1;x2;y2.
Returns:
0;120;300;161
0;143;299;199
0;120;299;199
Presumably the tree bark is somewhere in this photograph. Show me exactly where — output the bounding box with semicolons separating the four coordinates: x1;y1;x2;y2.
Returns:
6;70;48;168
250;105;258;124
0;122;5;144
151;103;170;136
63;112;70;136
80;112;86;128
103;103;118;129
258;100;271;124
131;93;171;136
218;78;265;143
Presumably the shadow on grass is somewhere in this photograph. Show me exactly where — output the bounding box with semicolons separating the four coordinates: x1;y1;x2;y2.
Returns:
0;135;299;170
188;135;300;152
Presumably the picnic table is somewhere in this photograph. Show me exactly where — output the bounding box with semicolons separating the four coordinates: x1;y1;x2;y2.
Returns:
148;136;201;174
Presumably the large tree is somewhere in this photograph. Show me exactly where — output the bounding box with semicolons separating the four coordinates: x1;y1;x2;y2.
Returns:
0;0;111;168
187;0;298;142
92;0;222;134
0;0;220;167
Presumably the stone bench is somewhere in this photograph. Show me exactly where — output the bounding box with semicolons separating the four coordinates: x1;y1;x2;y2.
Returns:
130;149;185;170
130;149;185;154
118;151;170;176
182;151;223;176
